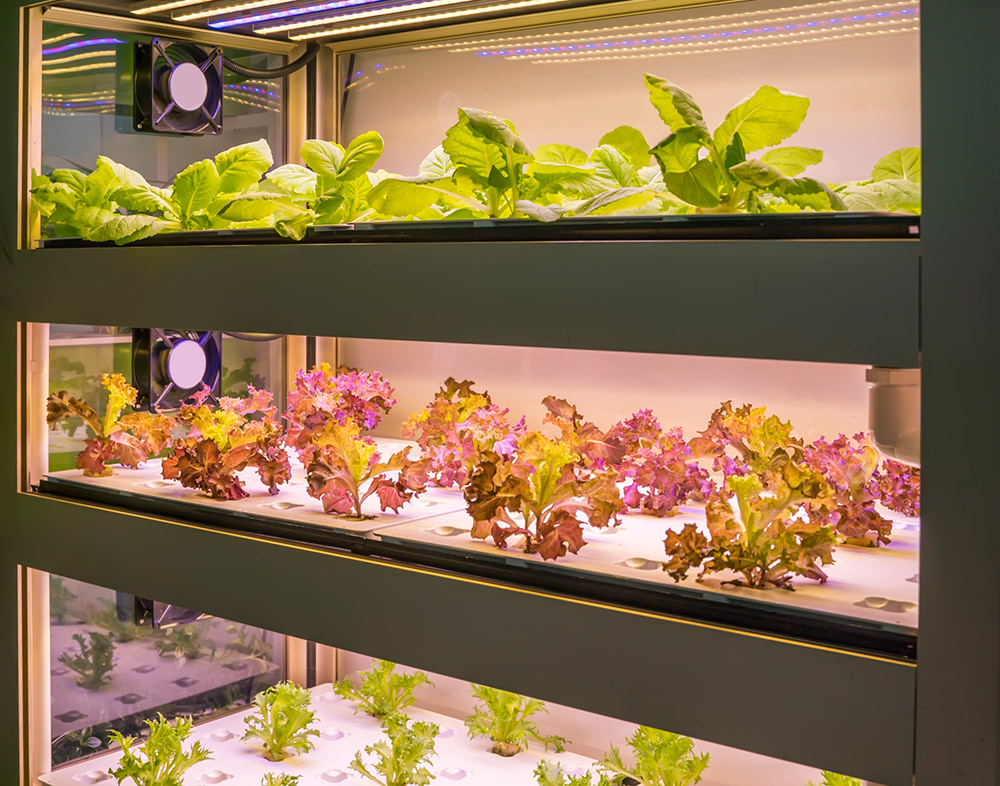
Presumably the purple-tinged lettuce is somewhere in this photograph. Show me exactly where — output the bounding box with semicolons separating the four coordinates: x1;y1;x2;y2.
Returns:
541;396;624;469
46;373;175;477
161;386;290;500
306;421;430;519
285;364;396;464
874;459;920;518
465;431;622;561
803;433;893;546
401;377;524;488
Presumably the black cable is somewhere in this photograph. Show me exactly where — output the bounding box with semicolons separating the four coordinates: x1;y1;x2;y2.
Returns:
222;331;285;342
222;41;321;79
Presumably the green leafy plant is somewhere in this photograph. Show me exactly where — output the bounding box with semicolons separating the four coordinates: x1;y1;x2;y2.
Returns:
350;714;439;786
50;576;77;623
47;373;175;477
598;726;710;786
262;775;301;786
334;659;433;722
109;714;211;786
644;74;842;213
465;684;567;756
242;681;320;761
154;623;215;660
834;147;921;213
227;624;274;662
535;760;613;786
806;773;861;786
87;598;151;642
58;631;115;689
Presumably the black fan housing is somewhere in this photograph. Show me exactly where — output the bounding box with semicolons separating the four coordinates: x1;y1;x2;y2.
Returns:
134;37;223;135
133;329;222;411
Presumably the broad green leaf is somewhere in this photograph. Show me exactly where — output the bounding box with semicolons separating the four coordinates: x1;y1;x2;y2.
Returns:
661;158;721;208
760;146;823;176
571;187;653;216
643;74;710;137
733;159;845;210
590;145;638;187
516;200;565;222
458;107;532;157
72;206;115;230
84;214;163;245
713;85;810;154
172;159;221;219
729;158;787;188
839;179;921;212
338;131;384;181
266;164;318;197
215;139;274;193
723;133;746;172
443;115;507;180
275;211;315;241
637;165;665;189
84;165;119;208
314;194;346;225
300;140;345;178
650;128;704;174
417;146;455;179
598;125;651;169
872;147;921;183
96;156;153;191
367;179;439;216
532;144;588;168
50;169;87;194
31;182;79;210
219;193;289;221
111;184;174;215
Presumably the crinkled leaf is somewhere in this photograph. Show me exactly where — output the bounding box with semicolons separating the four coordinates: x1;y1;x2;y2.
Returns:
83;214;163;245
598;125;651;169
838;179;920;213
516;200;566;222
215;139;273;193
731;160;844;210
275;211;315;241
713;85;810;154
219;193;290;222
172;158;221;220
643;74;710;138
570;187;652;217
417;145;456;179
266;164;318;197
589;145;638;187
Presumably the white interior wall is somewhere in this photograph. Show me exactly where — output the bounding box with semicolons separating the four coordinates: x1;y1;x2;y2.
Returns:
342;0;919;183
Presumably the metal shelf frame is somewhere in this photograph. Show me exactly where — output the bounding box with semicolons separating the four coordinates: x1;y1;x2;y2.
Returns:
0;0;997;784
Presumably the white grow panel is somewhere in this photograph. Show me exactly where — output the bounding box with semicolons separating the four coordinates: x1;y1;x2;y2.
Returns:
40;684;825;786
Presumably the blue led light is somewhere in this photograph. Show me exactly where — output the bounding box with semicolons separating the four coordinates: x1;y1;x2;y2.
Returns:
224;83;282;99
209;0;386;28
42;38;124;56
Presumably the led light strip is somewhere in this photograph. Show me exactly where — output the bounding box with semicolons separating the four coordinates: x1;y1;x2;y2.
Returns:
131;0;210;15
42;38;125;57
42;49;120;67
42;90;116;99
174;0;301;22
285;0;574;39
413;0;908;49
256;0;482;33
485;8;916;57
210;0;385;28
42;61;118;75
528;23;919;62
42;32;82;45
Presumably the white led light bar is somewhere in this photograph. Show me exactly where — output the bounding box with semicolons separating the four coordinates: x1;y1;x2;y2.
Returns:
173;0;301;22
131;0;209;14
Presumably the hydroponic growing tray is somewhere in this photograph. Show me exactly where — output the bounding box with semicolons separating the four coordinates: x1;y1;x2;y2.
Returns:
39;683;824;786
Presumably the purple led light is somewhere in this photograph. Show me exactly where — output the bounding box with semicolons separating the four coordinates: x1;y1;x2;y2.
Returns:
209;0;384;28
43;38;124;56
478;8;918;56
224;83;282;98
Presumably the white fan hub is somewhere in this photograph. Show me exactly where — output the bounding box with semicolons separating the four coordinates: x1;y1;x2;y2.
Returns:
167;339;208;390
168;62;209;112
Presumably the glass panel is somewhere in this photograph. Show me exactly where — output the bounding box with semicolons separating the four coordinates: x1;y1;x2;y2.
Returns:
35;325;920;652
42;647;864;783
48;574;286;767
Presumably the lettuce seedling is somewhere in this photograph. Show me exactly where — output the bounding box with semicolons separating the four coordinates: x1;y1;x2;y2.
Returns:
465;431;622;561
598;726;710;786
874;459;920;517
154;623;215;660
666;402;836;589
227;624;274;662
806;773;860;786
58;632;115;689
350;714;439;786
47;373;175;477
334;659;433;723
401;377;524;488
803;434;893;546
109;714;210;786
306;421;430;518
162;385;291;500
50;576;77;624
284;364;396;466
87;598;151;642
644;74;843;213
465;684;567;757
535;760;614;786
242;681;320;762
834;147;921;213
262;776;301;786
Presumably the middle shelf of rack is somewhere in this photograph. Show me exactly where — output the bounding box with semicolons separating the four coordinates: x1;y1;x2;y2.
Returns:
13;233;920;366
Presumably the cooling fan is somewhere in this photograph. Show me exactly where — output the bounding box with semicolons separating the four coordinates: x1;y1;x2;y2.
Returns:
133;37;223;135
132;329;222;411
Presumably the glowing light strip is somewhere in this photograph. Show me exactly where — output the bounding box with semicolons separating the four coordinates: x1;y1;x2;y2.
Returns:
42;38;125;56
42;61;117;75
286;0;571;38
527;24;919;62
210;0;382;28
482;8;916;57
225;82;282;99
42;49;120;67
42;32;81;45
256;0;478;32
413;0;904;49
174;0;300;21
43;99;115;107
131;0;208;15
223;92;280;110
43;90;116;99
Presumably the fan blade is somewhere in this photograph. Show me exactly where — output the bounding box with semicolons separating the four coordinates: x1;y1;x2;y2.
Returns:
154;101;176;126
152;382;174;409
